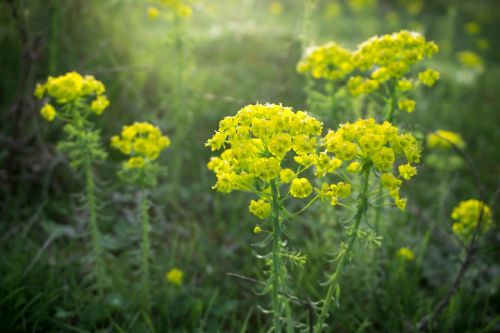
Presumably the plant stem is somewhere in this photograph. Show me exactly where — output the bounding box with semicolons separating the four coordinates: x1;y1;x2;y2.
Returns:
84;159;105;295
141;187;151;310
270;180;282;333
315;167;371;332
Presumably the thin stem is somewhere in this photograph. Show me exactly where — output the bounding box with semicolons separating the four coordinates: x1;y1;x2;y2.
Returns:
84;159;105;296
141;187;151;310
315;167;371;332
270;180;282;333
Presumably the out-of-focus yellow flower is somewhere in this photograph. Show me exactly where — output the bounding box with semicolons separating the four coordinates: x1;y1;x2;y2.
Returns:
477;38;490;50
464;21;481;36
325;1;343;18
147;6;160;19
399;0;423;15
397;247;415;261
398;98;416;113
40;103;56;121
386;11;399;25
268;2;283;15
253;225;263;234
451;199;492;240
348;0;375;12
297;43;354;81
418;68;440;87
166;268;184;286
90;95;110;115
457;50;483;69
427;130;465;149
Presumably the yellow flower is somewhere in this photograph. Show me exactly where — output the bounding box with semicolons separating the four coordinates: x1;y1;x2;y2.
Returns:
418;68;440;87
279;168;296;183
40;103;56;121
451;199;492;239
268;2;283;15
464;21;481;36
166;268;184;286
324;118;419;209
427;130;465;149
297;42;353;81
90;95;110;115
397;78;414;92
346;161;362;174
398;164;417;180
253;225;263;234
127;157;146;169
397;247;415;261
477;38;490;50
348;0;375;12
34;83;45;99
457;51;483;69
398;98;416;113
111;122;170;167
249;199;271;219
290;178;313;198
148;6;160;19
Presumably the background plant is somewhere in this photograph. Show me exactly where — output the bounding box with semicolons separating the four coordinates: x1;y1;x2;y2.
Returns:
34;71;110;294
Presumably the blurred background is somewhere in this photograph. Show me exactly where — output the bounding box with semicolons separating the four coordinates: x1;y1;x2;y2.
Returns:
0;0;499;332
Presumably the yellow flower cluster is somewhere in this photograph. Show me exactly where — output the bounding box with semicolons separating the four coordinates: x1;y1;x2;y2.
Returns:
457;50;483;69
464;22;481;36
297;42;354;81
297;31;439;113
249;199;271;219
323;118;420;210
348;30;439;100
348;0;375;12
206;103;328;219
153;0;192;18
451;199;492;239
427;130;465;150
166;267;184;286
111;122;171;169
397;247;415;261
35;71;109;121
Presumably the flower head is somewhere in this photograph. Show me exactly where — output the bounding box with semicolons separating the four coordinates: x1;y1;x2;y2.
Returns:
297;42;354;81
397;247;415;261
451;199;492;239
35;72;109;122
427;130;465;149
166;268;184;286
111;122;170;170
206;104;323;195
40;103;56;121
323;118;420;209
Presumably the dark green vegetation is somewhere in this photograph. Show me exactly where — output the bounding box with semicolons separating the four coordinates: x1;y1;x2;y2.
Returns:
1;0;499;332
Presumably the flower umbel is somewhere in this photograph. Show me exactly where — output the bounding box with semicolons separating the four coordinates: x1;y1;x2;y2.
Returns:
166;268;184;286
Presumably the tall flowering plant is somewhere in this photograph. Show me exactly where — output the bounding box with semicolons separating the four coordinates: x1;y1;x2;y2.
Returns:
111;122;170;309
35;71;110;293
207;103;334;332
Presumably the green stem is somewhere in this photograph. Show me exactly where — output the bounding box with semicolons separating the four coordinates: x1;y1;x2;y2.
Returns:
270;180;282;333
375;83;398;231
141;187;151;310
315;167;371;332
84;159;105;295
